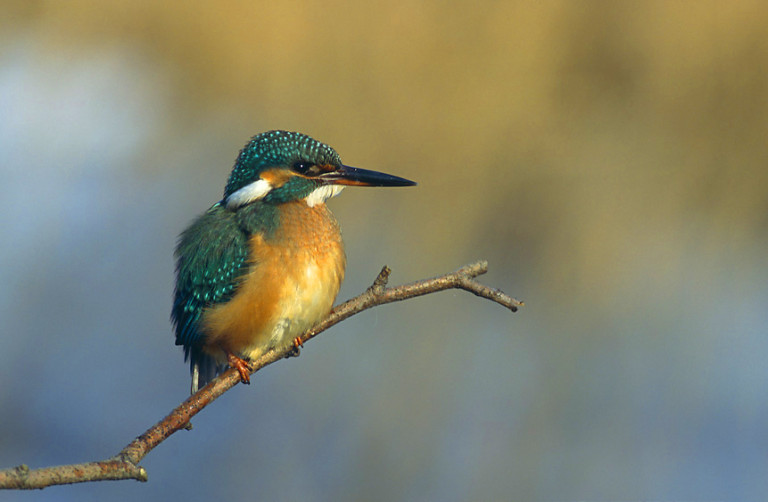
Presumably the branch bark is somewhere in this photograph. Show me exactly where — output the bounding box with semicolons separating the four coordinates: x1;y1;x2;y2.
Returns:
0;260;522;490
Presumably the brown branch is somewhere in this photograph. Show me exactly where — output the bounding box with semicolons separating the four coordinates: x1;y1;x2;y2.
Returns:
0;260;522;490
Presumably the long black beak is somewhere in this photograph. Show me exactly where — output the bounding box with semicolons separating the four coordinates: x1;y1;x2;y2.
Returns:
321;165;416;187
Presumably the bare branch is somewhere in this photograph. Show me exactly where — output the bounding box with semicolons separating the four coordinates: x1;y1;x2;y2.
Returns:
0;260;522;490
0;461;147;490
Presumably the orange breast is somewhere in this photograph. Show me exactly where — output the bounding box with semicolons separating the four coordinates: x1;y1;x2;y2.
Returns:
200;201;345;362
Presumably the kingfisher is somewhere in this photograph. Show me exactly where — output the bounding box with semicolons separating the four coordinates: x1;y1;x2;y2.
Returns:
172;130;415;393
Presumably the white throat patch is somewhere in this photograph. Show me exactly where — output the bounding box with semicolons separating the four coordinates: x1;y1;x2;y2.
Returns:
225;179;272;208
304;185;344;207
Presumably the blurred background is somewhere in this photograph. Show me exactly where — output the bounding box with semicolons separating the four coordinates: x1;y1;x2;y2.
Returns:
1;1;767;500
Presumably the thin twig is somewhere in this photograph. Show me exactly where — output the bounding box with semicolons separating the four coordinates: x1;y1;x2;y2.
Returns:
0;260;522;490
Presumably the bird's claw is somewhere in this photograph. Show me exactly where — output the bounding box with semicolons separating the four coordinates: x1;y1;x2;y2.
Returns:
227;353;252;384
285;337;303;358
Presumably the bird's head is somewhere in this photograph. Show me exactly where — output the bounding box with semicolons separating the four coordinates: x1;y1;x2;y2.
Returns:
224;130;415;209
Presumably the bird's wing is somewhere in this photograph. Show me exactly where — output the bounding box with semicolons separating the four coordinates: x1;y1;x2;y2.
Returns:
171;202;250;353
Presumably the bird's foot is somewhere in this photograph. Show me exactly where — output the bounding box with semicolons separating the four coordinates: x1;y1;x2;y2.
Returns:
227;353;252;385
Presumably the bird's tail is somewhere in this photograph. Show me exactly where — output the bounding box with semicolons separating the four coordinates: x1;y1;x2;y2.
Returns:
189;348;223;394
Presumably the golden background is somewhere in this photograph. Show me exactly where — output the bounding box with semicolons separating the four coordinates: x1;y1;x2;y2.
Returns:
1;1;767;499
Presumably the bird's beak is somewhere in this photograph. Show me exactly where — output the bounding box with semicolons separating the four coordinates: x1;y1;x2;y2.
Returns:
321;165;416;187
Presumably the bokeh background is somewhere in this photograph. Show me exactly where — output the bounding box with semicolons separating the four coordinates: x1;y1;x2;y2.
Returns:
2;1;767;500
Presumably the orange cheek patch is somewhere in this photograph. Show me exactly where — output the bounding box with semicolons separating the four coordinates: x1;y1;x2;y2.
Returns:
260;168;297;188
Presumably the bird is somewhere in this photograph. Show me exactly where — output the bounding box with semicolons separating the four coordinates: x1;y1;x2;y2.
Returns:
172;130;416;393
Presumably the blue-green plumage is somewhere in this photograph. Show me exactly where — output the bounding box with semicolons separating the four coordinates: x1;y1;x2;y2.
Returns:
225;130;341;199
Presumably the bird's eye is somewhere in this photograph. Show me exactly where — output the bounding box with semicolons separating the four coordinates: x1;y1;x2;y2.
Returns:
293;162;319;176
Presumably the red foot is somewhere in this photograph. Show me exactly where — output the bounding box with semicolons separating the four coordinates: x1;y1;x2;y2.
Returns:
227;353;252;385
293;337;304;349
